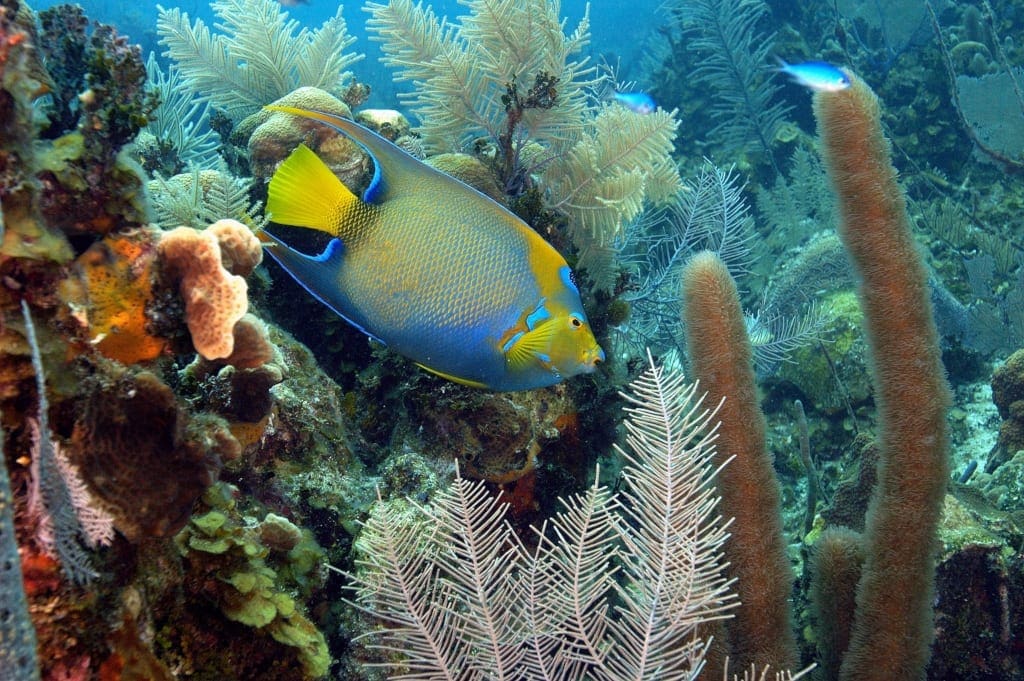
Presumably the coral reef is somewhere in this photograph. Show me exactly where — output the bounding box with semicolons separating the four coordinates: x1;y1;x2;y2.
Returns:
347;356;735;678
667;0;790;174
367;0;681;253
244;88;368;188
147;167;264;231
409;385;576;484
776;290;871;414
986;348;1024;473
67;364;233;540
34;4;155;236
139;52;219;175
74;229;168;364
174;483;330;678
353;108;411;141
366;0;595;155
0;428;39;681
1;0;1021;677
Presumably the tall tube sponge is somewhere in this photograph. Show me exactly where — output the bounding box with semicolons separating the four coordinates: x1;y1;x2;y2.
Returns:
681;250;799;674
813;73;951;681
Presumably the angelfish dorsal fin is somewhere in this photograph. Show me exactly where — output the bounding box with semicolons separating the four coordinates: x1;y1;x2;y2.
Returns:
264;105;430;204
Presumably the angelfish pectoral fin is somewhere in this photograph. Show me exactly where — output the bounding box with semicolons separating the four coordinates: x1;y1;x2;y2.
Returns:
504;323;557;372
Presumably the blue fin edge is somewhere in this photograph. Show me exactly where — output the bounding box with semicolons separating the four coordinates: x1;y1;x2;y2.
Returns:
262;232;386;345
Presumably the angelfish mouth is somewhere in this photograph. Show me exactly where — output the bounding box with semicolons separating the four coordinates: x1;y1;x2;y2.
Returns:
585;347;606;370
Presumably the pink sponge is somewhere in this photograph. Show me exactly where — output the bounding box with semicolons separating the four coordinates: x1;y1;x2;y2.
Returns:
157;222;252;360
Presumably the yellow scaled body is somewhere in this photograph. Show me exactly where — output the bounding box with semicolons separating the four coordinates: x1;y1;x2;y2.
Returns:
260;106;604;391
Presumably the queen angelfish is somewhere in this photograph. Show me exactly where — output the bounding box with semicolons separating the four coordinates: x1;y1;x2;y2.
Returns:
259;106;605;392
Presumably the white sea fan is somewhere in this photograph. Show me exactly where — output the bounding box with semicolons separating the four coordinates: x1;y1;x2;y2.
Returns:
344;352;762;680
157;0;362;118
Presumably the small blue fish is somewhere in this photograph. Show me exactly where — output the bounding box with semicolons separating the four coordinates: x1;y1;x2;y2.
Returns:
776;59;851;92
612;91;656;115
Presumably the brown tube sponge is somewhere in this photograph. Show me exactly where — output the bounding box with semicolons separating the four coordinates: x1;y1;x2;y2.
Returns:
681;250;798;672
814;74;951;681
809;527;864;681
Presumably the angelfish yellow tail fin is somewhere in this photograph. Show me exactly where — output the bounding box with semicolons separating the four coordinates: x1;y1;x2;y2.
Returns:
267;143;357;236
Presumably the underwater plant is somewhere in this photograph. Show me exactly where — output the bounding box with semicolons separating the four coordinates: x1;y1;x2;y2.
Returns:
21;303;113;586
345;354;792;679
366;0;596;156
666;0;790;174
541;104;682;253
148;166;264;231
810;71;951;681
367;0;682;253
615;162;825;372
617;162;756;356
156;0;363;119
139;52;219;174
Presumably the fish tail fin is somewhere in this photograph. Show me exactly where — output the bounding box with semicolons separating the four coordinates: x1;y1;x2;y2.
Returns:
267;143;357;236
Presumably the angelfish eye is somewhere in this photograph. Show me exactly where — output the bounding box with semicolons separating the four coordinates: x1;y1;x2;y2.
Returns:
570;316;583;328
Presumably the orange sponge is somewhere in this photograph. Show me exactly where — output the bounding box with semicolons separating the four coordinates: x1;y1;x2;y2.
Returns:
208;218;263;277
76;230;168;364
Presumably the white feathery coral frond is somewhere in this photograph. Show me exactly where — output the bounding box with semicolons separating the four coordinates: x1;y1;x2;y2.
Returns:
157;0;362;119
345;353;775;680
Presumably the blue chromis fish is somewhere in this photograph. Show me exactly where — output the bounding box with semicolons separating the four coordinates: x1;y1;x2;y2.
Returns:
259;106;605;392
612;91;656;115
775;59;851;92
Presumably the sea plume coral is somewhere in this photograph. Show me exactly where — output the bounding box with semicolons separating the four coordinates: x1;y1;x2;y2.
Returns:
147;167;264;231
367;0;682;251
366;0;595;154
347;353;739;678
542;103;682;249
156;0;363;119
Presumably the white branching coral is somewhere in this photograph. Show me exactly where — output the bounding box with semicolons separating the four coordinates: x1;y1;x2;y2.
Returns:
156;0;363;119
346;354;740;679
367;0;682;260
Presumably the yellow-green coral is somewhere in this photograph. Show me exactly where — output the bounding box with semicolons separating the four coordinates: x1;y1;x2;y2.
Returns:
175;483;330;678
